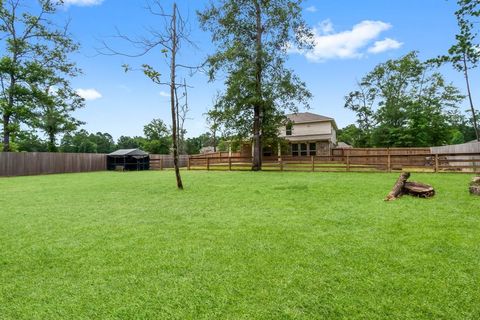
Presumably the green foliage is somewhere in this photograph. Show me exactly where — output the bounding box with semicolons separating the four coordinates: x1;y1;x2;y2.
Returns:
142;118;171;154
184;137;203;155
184;133;217;155
143;118;169;141
60;130;116;154
13;131;48;152
345;52;465;147
1;171;479;318
0;0;83;151
178;132;214;155
337;124;365;147
116;135;146;150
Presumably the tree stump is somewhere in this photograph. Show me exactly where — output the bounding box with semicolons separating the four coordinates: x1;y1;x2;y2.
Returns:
404;182;435;198
470;177;480;196
385;172;435;201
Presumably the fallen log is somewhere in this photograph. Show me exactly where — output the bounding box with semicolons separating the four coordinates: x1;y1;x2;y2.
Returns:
404;181;435;198
385;172;410;201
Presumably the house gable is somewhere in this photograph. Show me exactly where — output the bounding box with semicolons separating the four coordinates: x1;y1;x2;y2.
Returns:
279;112;337;144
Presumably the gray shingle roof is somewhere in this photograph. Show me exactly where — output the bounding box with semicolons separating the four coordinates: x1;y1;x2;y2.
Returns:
286;112;335;124
108;149;149;157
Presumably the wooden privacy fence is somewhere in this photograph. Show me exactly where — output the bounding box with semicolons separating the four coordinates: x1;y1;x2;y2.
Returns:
0;152;107;177
186;152;480;173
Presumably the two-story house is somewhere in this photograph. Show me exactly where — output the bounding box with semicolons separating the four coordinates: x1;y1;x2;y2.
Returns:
279;112;338;156
238;112;338;157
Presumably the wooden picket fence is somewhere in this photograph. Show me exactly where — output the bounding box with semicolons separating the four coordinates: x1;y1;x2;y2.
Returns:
186;152;480;173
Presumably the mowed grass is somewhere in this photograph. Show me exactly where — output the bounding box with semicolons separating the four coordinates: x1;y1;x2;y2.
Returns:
0;171;479;320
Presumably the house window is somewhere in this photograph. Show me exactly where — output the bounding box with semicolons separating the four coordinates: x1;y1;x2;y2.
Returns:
286;123;292;136
300;143;307;156
309;143;317;156
263;146;273;157
292;143;299;156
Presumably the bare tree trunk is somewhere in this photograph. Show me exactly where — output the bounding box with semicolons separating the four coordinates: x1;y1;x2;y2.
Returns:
252;106;261;171
2;114;10;152
3;71;16;152
463;52;480;141
213;127;217;152
170;2;183;190
48;132;57;152
252;0;263;171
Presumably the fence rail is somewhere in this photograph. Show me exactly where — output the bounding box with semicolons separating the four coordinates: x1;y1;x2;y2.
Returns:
0;152;107;177
186;153;480;173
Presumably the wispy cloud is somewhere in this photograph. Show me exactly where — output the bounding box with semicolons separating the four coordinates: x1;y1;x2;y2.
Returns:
368;38;403;54
292;20;402;62
159;91;170;98
306;6;317;13
63;0;104;7
76;88;103;101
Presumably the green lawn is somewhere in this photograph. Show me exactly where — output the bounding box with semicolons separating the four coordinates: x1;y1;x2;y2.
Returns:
1;171;479;319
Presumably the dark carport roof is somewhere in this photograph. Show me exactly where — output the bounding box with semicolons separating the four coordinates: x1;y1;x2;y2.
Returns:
108;149;149;157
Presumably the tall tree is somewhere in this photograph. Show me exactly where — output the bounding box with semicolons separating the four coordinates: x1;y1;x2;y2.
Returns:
0;0;83;151
198;0;313;170
432;0;480;141
101;1;197;189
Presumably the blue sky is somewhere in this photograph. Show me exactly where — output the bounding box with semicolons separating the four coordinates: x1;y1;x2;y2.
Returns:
57;0;472;139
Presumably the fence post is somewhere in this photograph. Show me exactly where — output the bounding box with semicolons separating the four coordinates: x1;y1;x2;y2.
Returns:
207;157;210;171
159;158;163;171
387;148;391;173
187;157;191;170
311;156;315;172
279;157;283;171
228;157;232;171
346;151;350;172
435;154;439;173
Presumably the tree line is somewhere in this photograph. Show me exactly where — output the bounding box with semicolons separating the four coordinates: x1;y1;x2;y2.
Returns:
12;117;221;155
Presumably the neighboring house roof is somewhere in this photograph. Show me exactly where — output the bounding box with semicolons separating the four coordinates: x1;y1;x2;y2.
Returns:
430;141;480;154
337;142;353;149
200;146;216;154
108;149;149;157
287;112;338;129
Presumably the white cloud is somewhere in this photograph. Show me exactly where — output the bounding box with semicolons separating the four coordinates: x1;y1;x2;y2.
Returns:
63;0;104;7
159;91;170;98
76;88;102;101
306;6;317;13
293;20;401;62
368;38;403;54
